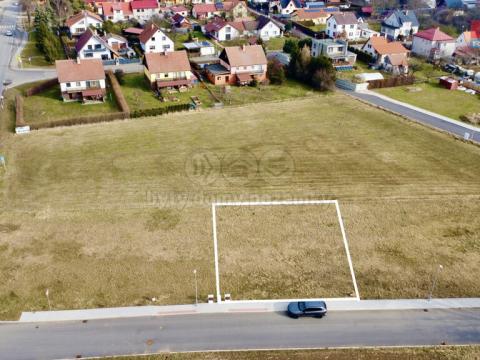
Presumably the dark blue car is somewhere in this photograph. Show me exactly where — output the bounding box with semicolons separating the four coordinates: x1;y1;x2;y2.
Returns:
287;301;327;318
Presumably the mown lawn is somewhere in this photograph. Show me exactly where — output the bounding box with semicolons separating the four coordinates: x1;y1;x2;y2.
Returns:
102;346;480;360
19;31;54;68
120;73;215;110
22;86;119;125
0;93;479;319
265;36;285;50
375;80;480;121
171;31;210;50
207;79;315;105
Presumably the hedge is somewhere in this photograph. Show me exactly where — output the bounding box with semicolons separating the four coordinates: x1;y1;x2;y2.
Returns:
348;47;374;64
30;112;130;130
130;103;191;118
15;94;25;127
106;70;130;114
367;75;415;89
25;78;58;97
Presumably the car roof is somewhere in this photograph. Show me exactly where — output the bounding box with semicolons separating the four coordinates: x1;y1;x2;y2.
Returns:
303;301;326;308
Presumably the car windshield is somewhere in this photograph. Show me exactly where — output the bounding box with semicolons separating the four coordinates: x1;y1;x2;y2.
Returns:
298;302;306;311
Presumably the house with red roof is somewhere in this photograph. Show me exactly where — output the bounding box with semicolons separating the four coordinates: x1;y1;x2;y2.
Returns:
361;36;409;74
204;18;244;41
192;3;219;19
99;2;133;22
412;27;455;60
170;5;189;17
139;23;174;54
131;0;159;23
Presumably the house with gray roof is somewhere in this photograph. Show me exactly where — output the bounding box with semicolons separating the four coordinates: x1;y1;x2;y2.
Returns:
326;13;361;40
380;10;419;40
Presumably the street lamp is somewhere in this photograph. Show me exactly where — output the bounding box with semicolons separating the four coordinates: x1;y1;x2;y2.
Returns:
193;269;198;305
428;264;443;301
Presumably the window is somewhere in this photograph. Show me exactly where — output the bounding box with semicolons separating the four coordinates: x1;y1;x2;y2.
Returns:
164;73;168;78
76;82;81;87
350;25;354;29
162;36;166;40
87;45;93;50
94;44;102;49
151;37;156;41
333;24;336;29
66;82;71;87
150;45;155;50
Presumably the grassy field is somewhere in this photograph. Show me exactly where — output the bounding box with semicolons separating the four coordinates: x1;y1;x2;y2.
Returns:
19;31;54;68
172;31;210;51
0;93;480;319
375;80;480;121
22;86;119;125
101;346;480;360
265;36;285;50
216;205;354;299
207;79;314;105
120;73;215;110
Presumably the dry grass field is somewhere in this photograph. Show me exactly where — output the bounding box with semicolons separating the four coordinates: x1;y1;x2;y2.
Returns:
102;346;480;360
0;92;479;319
215;204;355;299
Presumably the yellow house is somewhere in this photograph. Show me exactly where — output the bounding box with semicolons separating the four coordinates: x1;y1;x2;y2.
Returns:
144;50;193;90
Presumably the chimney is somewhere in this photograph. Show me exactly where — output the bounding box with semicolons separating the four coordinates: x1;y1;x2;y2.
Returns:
76;57;81;64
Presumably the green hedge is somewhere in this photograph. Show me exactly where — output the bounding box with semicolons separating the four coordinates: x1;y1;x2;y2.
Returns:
15;95;25;127
130;103;191;118
106;70;130;114
25;78;58;97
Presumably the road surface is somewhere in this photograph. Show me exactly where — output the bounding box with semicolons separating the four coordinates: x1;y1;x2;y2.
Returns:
1;309;479;359
345;90;480;144
0;0;19;95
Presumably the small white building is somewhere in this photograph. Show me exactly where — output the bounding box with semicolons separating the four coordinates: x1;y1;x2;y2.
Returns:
326;13;361;41
66;10;103;36
256;16;282;40
412;27;456;60
131;0;159;24
139;24;174;54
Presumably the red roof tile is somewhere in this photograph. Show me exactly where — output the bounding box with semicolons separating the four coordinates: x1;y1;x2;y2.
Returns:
414;27;454;42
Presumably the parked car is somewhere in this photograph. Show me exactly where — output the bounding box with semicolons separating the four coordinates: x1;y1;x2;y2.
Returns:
287;301;327;318
2;79;12;86
5;30;13;36
444;64;456;73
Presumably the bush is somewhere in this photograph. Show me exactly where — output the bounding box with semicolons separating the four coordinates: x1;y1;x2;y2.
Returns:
15;95;25;127
267;59;286;85
249;79;258;87
114;69;125;85
30;112;129;130
106;70;130;114
130;104;191;118
25;78;58;97
283;38;298;54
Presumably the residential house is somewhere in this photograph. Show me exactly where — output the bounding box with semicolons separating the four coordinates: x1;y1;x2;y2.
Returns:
139;24;174;53
75;28;112;60
66;10;103;36
104;33;136;58
311;38;356;69
192;3;218;19
243;16;282;40
131;0;159;23
361;36;409;74
221;1;249;19
170;5;189;17
55;58;106;102
456;28;480;48
359;23;379;40
291;9;332;24
171;14;192;31
279;0;302;15
380;10;419;40
144;50;194;90
412;27;456;60
99;2;133;22
191;0;214;4
204;18;243;41
205;44;267;85
326;13;361;40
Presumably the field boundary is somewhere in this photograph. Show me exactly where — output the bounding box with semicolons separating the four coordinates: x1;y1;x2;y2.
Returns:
211;200;360;303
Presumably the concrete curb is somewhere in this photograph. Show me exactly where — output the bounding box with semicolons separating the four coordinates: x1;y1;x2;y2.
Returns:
17;298;480;323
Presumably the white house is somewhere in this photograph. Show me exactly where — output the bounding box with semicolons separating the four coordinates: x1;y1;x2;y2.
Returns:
279;0;301;15
380;10;419;40
66;10;103;36
139;24;174;54
204;19;243;41
75;29;112;60
256;16;282;40
412;27;456;60
55;58;106;103
131;0;159;23
361;36;409;74
326;13;361;40
99;2;133;23
104;33;136;58
191;0;214;4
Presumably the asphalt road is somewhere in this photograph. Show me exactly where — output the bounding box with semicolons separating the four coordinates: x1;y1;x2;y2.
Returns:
0;0;18;95
1;309;479;360
347;90;480;144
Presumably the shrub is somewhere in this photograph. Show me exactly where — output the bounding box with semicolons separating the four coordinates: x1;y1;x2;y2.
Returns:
30;112;129;130
106;70;130;114
114;69;125;85
15;95;25;127
267;59;286;85
25;78;58;97
130;103;191;118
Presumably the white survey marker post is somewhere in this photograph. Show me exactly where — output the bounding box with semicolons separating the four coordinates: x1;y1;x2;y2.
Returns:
211;199;360;303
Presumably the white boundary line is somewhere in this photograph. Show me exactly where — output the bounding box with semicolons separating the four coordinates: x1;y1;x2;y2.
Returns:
211;199;360;303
